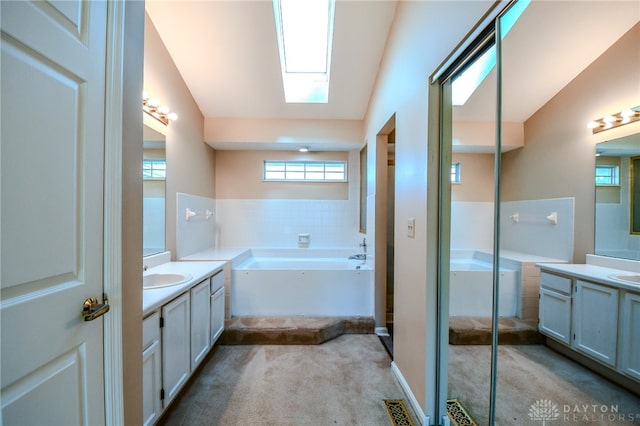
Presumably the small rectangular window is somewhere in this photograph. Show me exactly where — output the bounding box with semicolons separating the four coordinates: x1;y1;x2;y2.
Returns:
264;160;347;182
143;159;166;180
451;162;461;183
595;165;619;186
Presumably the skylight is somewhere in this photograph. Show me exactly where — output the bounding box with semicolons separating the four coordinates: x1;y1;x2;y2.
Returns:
273;0;335;103
451;0;530;106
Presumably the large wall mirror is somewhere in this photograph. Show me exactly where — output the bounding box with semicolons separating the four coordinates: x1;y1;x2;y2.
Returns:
143;124;166;256
595;132;640;260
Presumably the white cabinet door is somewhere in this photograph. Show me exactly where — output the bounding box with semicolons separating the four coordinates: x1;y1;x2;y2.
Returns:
620;292;640;380
191;279;211;370
573;280;618;367
142;339;162;426
0;2;109;423
211;287;225;344
539;287;572;344
142;313;162;426
162;292;191;406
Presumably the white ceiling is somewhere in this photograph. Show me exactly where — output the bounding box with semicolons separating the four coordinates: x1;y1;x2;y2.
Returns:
146;1;638;128
145;0;397;121
455;1;640;123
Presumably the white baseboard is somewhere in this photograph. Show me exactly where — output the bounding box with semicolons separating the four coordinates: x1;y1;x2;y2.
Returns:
375;327;389;336
391;361;427;425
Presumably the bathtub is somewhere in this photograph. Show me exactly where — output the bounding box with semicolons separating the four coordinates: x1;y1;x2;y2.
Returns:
449;257;518;317
231;254;373;317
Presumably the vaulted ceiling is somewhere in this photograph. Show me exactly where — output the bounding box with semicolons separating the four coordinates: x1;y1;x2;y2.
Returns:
146;1;638;125
145;0;397;121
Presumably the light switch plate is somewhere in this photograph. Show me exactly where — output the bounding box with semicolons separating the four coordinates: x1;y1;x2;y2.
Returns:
407;218;415;238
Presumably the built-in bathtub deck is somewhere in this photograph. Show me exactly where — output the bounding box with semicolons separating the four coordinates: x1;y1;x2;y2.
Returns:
449;316;543;345
220;316;375;345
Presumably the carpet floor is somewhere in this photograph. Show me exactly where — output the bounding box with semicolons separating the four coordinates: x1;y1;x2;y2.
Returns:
158;334;417;426
448;345;640;425
157;335;640;426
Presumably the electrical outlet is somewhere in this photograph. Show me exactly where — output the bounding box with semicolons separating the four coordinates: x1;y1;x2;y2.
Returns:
407;218;415;238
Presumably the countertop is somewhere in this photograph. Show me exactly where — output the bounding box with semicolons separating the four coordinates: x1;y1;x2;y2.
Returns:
143;261;225;316
537;262;640;292
179;247;251;266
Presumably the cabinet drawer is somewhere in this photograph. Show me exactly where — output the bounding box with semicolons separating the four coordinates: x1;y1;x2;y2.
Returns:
143;312;160;350
540;271;572;294
211;270;224;293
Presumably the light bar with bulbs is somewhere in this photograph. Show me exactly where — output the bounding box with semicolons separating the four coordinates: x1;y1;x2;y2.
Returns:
587;106;640;134
143;92;178;126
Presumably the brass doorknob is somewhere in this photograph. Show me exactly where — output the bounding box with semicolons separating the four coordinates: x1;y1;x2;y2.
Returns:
82;294;110;321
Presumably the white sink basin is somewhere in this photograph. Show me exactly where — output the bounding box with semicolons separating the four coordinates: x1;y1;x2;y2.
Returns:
143;273;192;289
609;274;640;284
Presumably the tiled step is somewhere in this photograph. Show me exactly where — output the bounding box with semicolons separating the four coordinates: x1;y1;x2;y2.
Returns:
449;316;544;345
219;316;375;345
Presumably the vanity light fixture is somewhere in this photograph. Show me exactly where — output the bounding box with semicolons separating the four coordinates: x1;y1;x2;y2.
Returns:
143;92;178;126
587;106;640;134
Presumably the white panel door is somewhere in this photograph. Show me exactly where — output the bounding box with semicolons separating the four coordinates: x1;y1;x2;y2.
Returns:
0;1;107;424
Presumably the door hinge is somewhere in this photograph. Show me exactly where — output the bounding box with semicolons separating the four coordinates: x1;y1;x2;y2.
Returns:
160;388;165;400
573;333;575;340
160;317;164;328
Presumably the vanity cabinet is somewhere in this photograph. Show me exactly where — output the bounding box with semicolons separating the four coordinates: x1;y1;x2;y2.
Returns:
573;280;618;366
620;292;640;380
142;312;162;426
142;265;226;424
161;292;191;407
191;278;211;370
539;272;572;344
538;266;640;386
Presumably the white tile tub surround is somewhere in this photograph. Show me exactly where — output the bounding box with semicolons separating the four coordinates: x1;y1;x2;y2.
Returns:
214;199;360;248
450;201;494;251
176;193;216;259
596;203;640;260
500;197;575;262
451;198;575;262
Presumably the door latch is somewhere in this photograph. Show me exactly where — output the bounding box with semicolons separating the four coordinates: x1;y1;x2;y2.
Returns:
82;293;110;321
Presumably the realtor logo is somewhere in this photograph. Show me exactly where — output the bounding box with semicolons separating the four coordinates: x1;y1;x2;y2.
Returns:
529;399;560;425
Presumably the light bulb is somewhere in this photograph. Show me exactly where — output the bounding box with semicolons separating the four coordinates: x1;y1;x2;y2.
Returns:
167;112;178;121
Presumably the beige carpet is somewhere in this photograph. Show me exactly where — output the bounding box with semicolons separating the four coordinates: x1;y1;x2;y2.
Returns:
448;345;640;425
158;334;417;426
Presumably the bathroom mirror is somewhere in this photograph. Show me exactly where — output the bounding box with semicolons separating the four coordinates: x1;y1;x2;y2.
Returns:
594;132;640;260
143;124;166;256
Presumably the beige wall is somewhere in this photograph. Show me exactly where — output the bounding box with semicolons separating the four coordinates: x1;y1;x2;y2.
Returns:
144;14;216;258
122;2;145;424
215;150;349;200
451;153;494;202
204;117;363;150
363;1;494;418
502;23;640;263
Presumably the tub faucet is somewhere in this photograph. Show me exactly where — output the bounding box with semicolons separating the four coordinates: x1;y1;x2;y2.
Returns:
360;238;367;253
349;238;367;261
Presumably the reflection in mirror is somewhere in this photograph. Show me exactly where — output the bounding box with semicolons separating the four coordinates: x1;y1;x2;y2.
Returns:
595;133;640;260
143;124;166;256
